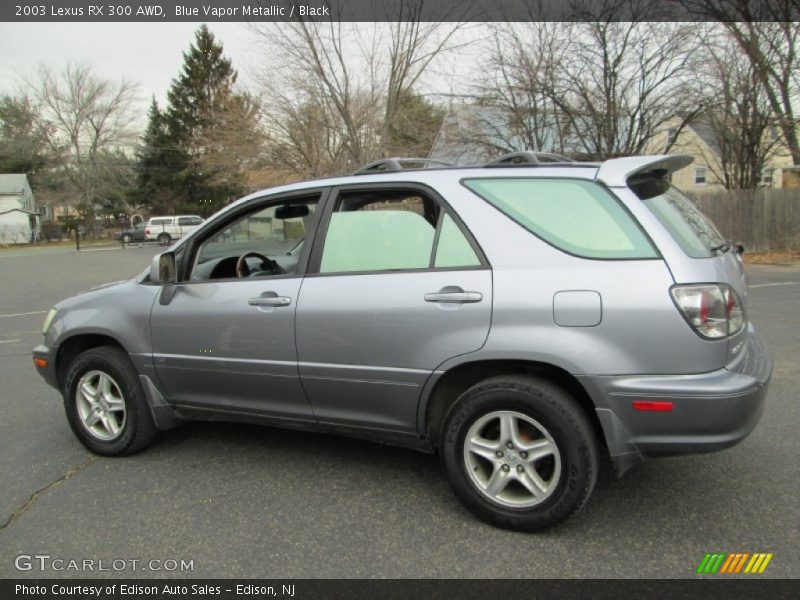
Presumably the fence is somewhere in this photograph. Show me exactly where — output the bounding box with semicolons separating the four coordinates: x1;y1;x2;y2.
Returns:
686;188;800;253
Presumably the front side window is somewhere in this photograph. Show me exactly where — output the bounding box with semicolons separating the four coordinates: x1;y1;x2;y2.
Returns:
318;189;481;274
191;197;319;281
463;178;657;259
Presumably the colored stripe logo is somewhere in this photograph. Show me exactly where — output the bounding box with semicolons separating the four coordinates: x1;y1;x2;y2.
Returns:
697;552;773;574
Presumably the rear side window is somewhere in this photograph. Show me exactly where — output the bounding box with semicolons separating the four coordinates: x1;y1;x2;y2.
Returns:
631;182;726;258
149;218;171;226
318;189;482;274
434;214;481;268
463;178;657;259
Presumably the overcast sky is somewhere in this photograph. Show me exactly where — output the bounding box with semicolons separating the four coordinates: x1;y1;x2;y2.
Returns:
0;22;262;114
0;21;472;126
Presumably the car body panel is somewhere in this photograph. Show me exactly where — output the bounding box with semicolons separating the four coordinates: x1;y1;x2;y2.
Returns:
149;277;313;419
296;269;492;432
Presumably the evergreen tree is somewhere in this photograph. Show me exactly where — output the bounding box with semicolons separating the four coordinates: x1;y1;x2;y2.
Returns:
131;98;183;214
164;24;247;215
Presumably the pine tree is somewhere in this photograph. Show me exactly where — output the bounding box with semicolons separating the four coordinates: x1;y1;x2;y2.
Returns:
131;98;184;214
163;24;246;215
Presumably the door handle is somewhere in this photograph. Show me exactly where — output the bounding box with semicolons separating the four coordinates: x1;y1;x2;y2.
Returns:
248;292;292;307
424;287;483;304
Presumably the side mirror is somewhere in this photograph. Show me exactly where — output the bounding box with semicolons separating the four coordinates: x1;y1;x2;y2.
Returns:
150;252;177;284
734;244;745;255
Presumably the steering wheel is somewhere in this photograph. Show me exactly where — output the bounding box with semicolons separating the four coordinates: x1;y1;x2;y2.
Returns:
235;252;284;278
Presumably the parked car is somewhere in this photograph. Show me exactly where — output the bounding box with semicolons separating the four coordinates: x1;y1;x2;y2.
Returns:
113;223;147;244
144;215;203;245
33;153;771;531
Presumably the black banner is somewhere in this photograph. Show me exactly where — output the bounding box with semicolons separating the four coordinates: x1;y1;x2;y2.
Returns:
2;0;799;23
3;579;800;600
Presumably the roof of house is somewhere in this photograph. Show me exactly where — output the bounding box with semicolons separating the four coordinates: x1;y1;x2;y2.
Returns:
0;174;31;195
686;120;722;157
428;103;589;165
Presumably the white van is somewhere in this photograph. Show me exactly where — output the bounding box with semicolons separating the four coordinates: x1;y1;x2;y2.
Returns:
144;215;203;245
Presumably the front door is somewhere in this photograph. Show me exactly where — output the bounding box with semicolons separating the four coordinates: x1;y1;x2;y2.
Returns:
150;194;323;420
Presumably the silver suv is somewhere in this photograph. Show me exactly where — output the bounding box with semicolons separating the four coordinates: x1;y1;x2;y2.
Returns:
33;153;772;531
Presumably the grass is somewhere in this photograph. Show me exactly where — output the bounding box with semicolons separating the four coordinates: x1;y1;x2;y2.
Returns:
0;238;121;252
743;250;800;266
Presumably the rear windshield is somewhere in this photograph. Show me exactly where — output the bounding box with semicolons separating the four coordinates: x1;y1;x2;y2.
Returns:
462;178;657;259
630;179;727;258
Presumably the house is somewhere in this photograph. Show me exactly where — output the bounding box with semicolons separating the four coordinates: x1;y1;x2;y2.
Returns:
645;117;796;190
0;174;38;244
428;103;585;165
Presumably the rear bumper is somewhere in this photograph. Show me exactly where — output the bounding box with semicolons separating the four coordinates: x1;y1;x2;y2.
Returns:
581;324;772;475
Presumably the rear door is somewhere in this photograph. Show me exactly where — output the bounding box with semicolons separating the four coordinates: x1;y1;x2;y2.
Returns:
295;184;492;433
177;216;203;239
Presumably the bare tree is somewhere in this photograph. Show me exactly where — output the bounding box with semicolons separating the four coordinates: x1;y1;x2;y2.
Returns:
683;0;800;164
469;22;574;156
249;1;467;176
194;91;266;192
470;1;700;160
32;63;138;234
691;28;783;189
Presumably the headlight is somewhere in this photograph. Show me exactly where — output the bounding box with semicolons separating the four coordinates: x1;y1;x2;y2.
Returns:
42;307;57;334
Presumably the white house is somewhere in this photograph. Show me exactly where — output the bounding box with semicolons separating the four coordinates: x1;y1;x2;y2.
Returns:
0;174;37;244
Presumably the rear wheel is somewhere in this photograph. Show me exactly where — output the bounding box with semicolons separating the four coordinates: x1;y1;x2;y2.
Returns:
440;375;598;531
157;233;171;246
63;346;157;456
121;233;132;244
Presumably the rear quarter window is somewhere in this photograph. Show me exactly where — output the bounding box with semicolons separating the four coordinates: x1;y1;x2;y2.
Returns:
463;178;657;259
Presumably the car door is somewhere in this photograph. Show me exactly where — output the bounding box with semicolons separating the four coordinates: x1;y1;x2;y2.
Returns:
295;184;492;434
149;193;324;420
177;216;203;239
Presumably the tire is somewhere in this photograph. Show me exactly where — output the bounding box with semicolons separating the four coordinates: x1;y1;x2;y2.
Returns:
121;234;132;244
440;375;598;532
157;233;171;246
63;346;157;456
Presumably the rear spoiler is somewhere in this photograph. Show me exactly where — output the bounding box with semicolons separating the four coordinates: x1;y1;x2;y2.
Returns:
595;155;694;187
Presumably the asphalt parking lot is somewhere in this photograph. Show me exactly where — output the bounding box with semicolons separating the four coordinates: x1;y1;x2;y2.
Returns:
0;245;798;579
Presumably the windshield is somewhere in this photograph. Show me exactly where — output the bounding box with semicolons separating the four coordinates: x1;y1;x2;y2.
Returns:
631;180;727;258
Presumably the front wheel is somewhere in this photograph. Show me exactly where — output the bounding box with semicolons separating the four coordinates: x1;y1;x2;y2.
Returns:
121;234;132;244
440;375;598;532
63;346;157;456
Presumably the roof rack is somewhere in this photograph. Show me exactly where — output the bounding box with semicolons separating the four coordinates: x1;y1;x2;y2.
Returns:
353;157;453;175
484;151;577;167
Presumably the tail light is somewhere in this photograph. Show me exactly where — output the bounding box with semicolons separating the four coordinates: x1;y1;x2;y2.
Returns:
670;284;745;339
145;229;150;235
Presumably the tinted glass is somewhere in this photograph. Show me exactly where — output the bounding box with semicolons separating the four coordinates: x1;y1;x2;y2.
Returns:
633;183;726;258
434;214;481;268
464;178;657;259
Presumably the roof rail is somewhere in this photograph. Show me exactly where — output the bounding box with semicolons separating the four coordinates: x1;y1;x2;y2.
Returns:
353;157;453;175
485;151;576;167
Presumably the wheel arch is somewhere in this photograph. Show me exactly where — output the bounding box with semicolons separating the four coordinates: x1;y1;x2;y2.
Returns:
55;333;128;390
421;359;606;453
